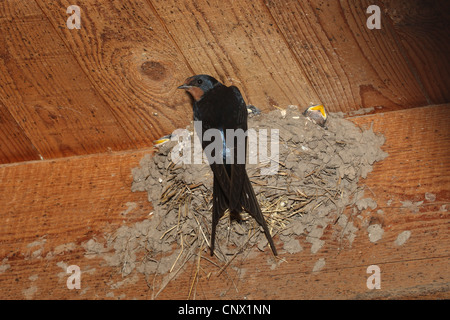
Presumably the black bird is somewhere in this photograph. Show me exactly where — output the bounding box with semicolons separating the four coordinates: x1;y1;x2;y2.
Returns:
178;74;277;256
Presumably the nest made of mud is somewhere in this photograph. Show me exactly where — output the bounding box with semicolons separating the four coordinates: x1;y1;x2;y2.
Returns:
84;105;387;297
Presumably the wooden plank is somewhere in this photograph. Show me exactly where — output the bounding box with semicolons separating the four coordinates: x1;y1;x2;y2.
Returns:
2;0;448;166
36;0;194;147
0;0;135;160
381;0;450;104
0;100;40;163
0;149;154;255
0;149;155;299
150;0;321;111
0;105;448;299
141;189;449;299
349;104;450;204
265;0;430;113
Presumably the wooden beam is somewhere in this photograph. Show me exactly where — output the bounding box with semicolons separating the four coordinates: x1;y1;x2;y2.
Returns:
0;0;135;160
2;0;448;167
265;0;431;113
150;0;321;110
0;148;156;299
37;0;194;146
0;100;40;163
381;0;450;104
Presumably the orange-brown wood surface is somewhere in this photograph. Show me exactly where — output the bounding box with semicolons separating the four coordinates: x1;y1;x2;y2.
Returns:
266;0;430;112
382;0;450;104
1;0;449;164
0;105;448;299
0;101;40;163
0;1;136;159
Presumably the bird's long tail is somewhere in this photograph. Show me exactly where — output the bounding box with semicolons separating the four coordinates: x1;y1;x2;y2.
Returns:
210;166;277;256
241;172;278;256
211;175;228;256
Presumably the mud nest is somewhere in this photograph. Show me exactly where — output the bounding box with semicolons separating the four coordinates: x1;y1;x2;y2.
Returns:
84;105;387;298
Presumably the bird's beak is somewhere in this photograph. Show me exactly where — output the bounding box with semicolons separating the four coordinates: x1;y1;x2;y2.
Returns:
309;104;327;119
178;76;196;90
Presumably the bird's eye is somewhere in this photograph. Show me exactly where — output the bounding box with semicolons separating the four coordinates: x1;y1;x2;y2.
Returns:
197;79;203;85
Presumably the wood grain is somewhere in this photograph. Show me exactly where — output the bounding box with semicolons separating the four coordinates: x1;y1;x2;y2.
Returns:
0;105;448;299
1;0;449;166
157;206;449;299
350;105;450;203
0;100;40;163
381;0;450;104
0;149;155;299
0;149;154;256
37;0;194;146
151;0;321;110
265;0;430;113
0;0;134;159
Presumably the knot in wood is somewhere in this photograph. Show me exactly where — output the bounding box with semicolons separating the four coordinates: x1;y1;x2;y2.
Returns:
141;61;166;81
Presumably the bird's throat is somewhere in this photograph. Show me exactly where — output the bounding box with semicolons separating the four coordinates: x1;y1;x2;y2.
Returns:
187;87;204;101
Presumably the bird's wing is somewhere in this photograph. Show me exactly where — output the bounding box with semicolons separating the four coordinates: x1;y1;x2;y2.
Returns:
228;86;248;212
210;174;229;255
209;162;231;194
229;86;277;255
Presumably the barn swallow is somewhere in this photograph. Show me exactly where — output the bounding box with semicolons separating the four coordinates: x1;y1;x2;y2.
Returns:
303;104;327;127
247;105;261;117
178;75;277;256
153;133;172;147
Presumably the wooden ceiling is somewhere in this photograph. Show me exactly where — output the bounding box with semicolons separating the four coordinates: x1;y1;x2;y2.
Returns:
1;0;449;164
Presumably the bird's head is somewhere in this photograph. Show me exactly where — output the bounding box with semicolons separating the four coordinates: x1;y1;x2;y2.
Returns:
303;104;328;127
177;74;219;101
